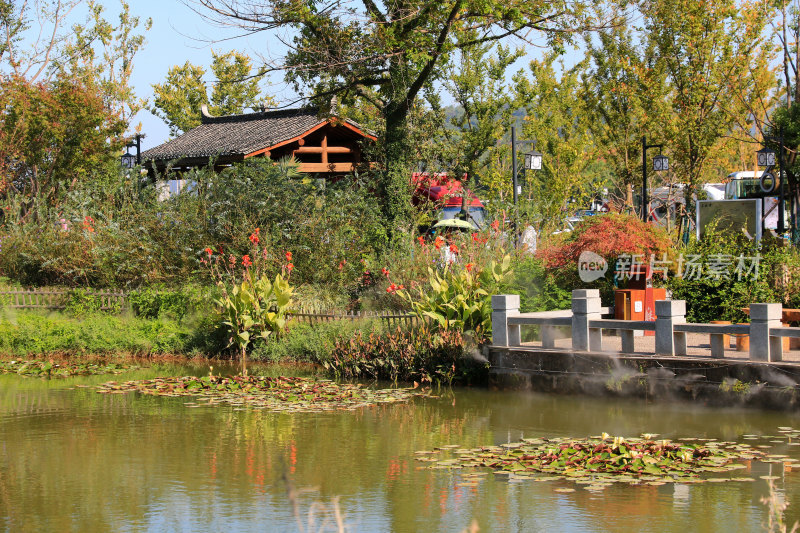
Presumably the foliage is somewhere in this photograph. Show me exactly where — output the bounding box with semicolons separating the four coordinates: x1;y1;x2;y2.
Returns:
506;256;572;313
95;375;424;411
514;52;598;229
190;0;599;229
205;229;295;374
250;319;379;363
643;0;776;210
666;231;800;323
128;285;207;321
326;326;485;385
151;50;270;136
0;76;127;207
396;256;512;340
437;43;522;185
579;5;666;209
0;310;195;356
539;213;670;270
421;434;766;484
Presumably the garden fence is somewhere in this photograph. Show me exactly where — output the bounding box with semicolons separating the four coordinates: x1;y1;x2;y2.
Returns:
0;288;126;311
0;288;419;327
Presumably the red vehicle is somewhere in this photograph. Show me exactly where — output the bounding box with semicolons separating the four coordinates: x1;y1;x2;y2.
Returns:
411;172;486;229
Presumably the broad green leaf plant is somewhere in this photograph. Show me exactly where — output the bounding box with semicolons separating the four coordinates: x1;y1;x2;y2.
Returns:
396;255;512;341
205;229;294;375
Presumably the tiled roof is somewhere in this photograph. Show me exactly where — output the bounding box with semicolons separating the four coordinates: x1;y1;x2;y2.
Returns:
142;107;361;162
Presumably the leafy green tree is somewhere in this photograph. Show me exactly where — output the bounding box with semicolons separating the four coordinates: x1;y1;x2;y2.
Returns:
579;6;667;210
643;0;774;211
439;43;522;186
189;0;603;229
151;50;269;136
513;52;596;231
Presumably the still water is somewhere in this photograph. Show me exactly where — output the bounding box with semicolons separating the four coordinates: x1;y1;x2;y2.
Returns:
2;364;800;532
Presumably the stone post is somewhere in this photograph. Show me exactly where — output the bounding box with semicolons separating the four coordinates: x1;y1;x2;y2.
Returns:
655;300;687;356
749;303;783;362
491;295;520;347
572;289;602;351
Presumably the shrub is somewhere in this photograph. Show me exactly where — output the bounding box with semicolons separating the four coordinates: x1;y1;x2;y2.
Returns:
325;326;487;385
249;319;381;363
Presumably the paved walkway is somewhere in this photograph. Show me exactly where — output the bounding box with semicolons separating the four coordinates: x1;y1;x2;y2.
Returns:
527;332;800;363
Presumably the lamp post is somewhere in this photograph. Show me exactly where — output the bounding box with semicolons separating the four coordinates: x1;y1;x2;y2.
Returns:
642;136;669;222
121;133;144;168
758;133;786;234
510;126;542;245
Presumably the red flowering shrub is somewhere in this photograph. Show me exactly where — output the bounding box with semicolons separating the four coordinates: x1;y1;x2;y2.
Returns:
538;214;671;271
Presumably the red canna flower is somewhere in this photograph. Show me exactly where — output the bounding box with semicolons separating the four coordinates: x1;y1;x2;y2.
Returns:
285;251;293;262
491;219;500;231
449;243;459;254
204;247;213;257
434;236;444;250
242;255;252;267
471;232;479;242
466;263;473;272
249;231;259;245
286;263;294;272
417;235;425;246
381;267;389;277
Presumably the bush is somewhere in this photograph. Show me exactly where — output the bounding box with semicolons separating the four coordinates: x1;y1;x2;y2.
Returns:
249;319;381;363
128;285;207;321
666;231;799;323
325;326;487;385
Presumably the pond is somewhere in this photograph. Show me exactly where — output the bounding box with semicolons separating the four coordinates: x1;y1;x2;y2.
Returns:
2;363;800;532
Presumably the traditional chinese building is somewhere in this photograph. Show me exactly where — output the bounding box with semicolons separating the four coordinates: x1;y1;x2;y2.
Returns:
141;106;377;177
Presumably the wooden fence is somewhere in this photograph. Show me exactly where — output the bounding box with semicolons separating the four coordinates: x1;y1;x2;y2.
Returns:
0;288;419;326
0;288;126;311
288;310;422;329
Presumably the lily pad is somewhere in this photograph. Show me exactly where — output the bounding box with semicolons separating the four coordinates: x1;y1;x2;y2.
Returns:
95;375;424;412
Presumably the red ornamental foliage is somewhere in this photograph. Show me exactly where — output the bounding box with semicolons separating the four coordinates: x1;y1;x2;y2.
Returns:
538;214;671;270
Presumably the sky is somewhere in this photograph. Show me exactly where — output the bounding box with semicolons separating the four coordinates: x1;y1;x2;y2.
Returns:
116;0;297;150
91;1;567;152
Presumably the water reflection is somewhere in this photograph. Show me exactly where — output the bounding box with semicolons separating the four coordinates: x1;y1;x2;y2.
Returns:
1;371;799;531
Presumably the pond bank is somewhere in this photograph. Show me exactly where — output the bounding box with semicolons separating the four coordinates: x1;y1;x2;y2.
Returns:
489;345;800;410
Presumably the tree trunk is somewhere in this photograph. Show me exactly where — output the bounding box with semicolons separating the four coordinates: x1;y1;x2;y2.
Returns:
380;103;413;233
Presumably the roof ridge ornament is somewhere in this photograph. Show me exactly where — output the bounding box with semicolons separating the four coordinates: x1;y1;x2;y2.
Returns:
330;95;339;117
200;104;216;122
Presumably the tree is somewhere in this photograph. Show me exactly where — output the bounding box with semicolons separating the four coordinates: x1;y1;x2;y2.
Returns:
0;1;149;210
151;50;270;136
0;76;127;208
579;6;668;210
188;0;606;229
643;0;775;211
439;43;522;185
1;1;151;123
513;52;596;230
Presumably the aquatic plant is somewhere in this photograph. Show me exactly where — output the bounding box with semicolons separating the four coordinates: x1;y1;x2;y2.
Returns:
95;375;425;412
0;360;139;377
419;434;771;486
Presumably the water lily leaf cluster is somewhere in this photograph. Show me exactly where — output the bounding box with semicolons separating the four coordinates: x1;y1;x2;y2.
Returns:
0;360;139;378
95;375;423;412
421;434;770;485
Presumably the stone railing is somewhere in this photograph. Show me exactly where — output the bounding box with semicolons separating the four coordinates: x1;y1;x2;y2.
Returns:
491;289;796;363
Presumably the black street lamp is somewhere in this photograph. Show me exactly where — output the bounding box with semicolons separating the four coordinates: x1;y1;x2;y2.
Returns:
758;134;786;233
510;126;541;206
642;136;669;222
120;133;144;168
